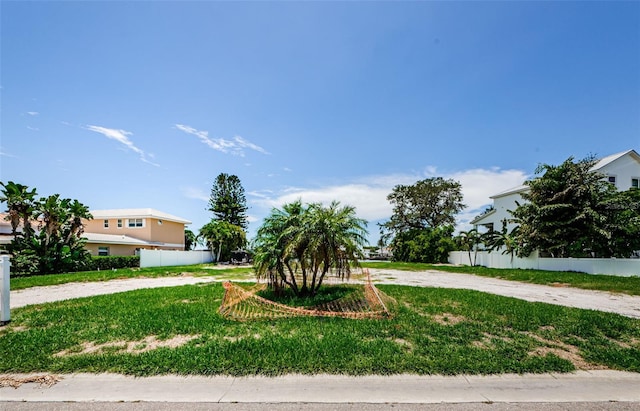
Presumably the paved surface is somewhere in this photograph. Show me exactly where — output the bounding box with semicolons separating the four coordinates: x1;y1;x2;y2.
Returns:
10;268;640;319
369;269;640;319
3;268;640;407
2;371;640;405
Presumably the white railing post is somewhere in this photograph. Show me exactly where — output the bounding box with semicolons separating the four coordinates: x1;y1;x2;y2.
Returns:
0;255;11;325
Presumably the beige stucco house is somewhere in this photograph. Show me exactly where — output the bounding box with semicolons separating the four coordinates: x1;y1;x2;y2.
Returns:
83;208;191;256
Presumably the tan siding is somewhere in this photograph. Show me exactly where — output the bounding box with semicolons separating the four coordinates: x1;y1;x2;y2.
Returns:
148;219;185;246
86;243;140;256
83;211;187;256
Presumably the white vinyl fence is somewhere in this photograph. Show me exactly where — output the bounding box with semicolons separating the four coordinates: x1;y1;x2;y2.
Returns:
449;251;640;277
1;255;10;325
139;250;214;268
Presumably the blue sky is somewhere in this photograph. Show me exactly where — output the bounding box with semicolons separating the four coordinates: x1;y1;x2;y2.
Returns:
1;1;639;244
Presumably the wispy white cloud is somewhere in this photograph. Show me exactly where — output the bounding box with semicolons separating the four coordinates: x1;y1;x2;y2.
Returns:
27;111;39;116
175;124;270;157
249;167;529;231
182;186;209;202
86;125;159;167
0;146;17;158
27;126;39;131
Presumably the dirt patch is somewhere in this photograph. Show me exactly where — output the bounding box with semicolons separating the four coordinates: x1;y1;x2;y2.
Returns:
54;334;201;357
550;282;571;288
392;338;413;351
432;313;466;325
606;336;640;349
223;333;262;343
472;332;513;349
0;374;62;389
524;332;607;370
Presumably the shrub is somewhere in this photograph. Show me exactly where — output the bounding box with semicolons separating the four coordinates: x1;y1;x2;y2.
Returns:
90;256;140;271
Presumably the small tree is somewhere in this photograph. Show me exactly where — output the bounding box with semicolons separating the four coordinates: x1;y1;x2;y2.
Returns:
253;200;368;297
198;220;246;262
184;229;197;251
455;228;482;266
485;220;522;266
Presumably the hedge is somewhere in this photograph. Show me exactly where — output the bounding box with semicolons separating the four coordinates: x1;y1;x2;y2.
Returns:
90;255;140;271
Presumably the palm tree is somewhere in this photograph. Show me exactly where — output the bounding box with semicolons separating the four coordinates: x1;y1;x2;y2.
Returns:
0;181;38;239
198;220;246;262
184;229;197;251
253;200;368;297
456;228;481;266
65;199;93;244
253;200;305;294
484;220;521;266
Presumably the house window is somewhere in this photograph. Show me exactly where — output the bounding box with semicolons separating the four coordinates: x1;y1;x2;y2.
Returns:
128;218;144;228
632;178;639;189
117;219;123;228
608;175;616;185
98;246;109;256
103;219;109;228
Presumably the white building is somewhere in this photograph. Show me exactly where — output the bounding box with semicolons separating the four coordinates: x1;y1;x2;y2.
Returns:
471;149;640;233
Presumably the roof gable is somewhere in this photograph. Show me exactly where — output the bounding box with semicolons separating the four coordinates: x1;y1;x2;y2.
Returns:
591;149;640;171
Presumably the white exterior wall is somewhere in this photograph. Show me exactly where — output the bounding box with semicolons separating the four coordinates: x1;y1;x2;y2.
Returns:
599;155;640;191
449;251;640;277
473;150;640;233
139;249;214;268
483;193;524;232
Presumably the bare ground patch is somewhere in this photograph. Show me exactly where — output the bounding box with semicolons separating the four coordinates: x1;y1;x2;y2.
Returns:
471;332;513;349
432;313;467;325
54;334;201;357
524;332;608;370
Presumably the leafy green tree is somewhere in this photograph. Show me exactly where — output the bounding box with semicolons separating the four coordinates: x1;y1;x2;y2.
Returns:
511;155;635;258
596;188;640;258
198;220;246;262
253;200;368;297
381;177;465;263
208;173;248;229
391;226;455;264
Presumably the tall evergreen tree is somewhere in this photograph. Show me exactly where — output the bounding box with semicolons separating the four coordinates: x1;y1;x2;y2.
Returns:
208;173;248;229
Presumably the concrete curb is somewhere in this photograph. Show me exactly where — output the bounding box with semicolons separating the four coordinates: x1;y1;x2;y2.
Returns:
2;371;640;403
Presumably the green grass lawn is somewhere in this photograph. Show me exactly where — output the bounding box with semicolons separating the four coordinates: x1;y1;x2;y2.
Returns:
9;264;254;291
362;262;640;296
10;262;640;297
1;282;638;376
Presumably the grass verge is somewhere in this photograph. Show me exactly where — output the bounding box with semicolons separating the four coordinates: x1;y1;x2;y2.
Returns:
1;283;638;376
362;262;640;296
10;265;254;291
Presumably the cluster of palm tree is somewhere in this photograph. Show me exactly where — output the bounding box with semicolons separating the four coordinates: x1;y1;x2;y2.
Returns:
252;200;368;297
455;220;521;267
0;181;93;275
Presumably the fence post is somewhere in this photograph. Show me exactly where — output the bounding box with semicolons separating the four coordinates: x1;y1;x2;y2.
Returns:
0;255;10;325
